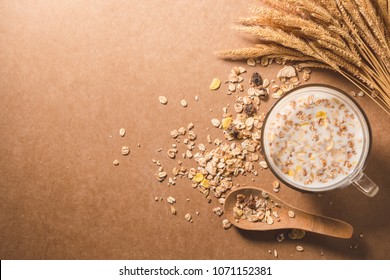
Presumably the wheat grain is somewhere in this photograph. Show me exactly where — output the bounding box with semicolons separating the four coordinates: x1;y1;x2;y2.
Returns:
219;0;390;114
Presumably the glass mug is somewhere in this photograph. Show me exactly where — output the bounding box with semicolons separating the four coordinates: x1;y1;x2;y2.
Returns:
261;84;379;197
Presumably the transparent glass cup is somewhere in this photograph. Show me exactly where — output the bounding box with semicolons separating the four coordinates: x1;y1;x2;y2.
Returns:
261;84;379;197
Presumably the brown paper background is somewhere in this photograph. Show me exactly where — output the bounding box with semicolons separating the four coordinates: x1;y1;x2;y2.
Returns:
1;0;389;260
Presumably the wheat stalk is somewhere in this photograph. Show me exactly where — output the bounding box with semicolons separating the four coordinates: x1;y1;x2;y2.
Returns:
217;0;390;115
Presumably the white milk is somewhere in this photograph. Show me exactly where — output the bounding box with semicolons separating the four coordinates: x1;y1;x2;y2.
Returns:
263;87;369;191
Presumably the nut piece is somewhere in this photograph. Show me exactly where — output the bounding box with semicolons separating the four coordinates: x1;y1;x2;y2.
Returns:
185;213;192;222
121;146;130;156
119;128;126;137
167;196;176;204
159;96;168;104
210;78;221;90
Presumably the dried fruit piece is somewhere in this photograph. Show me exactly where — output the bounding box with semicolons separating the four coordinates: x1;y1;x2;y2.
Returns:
250;72;263;86
244;103;256;115
119;128;126;137
210;78;221;90
159;96;168;104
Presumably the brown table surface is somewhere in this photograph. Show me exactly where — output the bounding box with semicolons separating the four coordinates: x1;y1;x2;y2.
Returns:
1;0;389;260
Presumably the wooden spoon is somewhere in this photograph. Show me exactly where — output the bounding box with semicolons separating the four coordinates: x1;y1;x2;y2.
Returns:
224;187;353;239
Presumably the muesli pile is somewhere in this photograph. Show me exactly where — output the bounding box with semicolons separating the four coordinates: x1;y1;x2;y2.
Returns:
152;59;313;227
233;192;280;224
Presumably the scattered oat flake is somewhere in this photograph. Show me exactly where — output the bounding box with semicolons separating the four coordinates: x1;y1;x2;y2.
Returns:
167;196;176;204
159;96;168;104
222;219;232;229
259;161;268;169
113;159;119;166
119;128;126;137
276;233;285;242
195;95;199;101
210;78;221;90
180;99;188;107
121;146;130;156
296;246;304;252
185;213;192;222
170;206;177;215
288;210;295;218
228;83;236;92
274;249;278;258
211;119;220;127
247;58;256;67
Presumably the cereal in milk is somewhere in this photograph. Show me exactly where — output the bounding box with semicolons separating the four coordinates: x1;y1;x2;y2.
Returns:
267;94;364;187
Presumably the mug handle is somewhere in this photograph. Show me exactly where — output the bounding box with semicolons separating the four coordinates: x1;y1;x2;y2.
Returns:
352;171;379;197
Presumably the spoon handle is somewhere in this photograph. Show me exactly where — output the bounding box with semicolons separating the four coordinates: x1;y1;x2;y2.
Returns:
304;213;354;239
